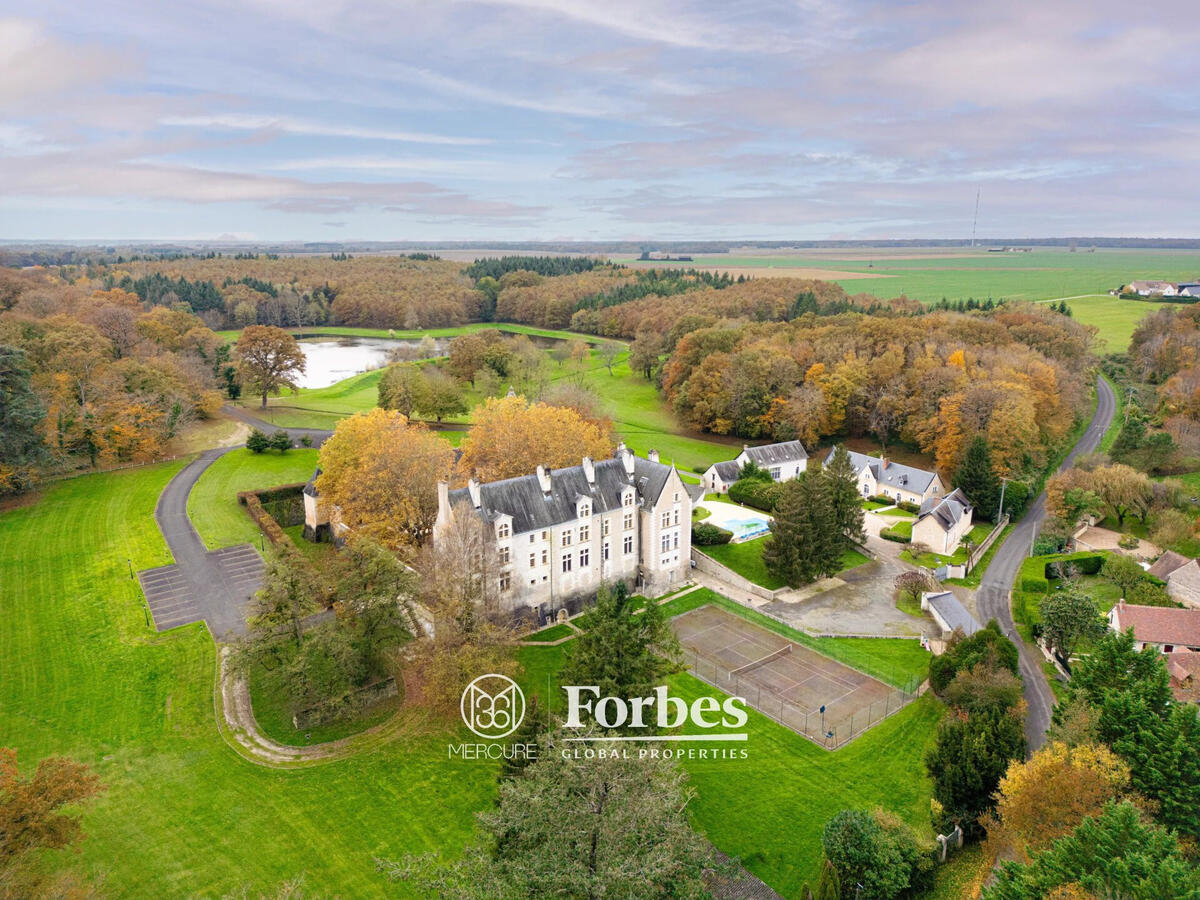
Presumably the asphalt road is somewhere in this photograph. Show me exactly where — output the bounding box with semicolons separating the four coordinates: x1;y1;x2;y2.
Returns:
975;374;1116;752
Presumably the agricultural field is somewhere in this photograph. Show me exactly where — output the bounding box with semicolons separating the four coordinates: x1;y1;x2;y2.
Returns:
612;247;1200;306
1057;293;1181;354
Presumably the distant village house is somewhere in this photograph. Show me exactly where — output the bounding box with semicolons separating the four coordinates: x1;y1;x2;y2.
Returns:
826;448;945;507
702;440;809;494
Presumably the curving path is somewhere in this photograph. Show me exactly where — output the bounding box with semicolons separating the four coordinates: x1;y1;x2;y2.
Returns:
140;413;332;639
976;375;1116;752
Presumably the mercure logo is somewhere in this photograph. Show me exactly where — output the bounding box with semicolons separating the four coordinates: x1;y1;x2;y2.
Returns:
460;673;526;739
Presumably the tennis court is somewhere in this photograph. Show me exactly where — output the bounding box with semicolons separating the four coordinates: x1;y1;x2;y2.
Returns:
672;604;917;748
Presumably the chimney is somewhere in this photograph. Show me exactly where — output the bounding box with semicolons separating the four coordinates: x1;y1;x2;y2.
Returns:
882;457;889;470
622;448;636;477
582;456;595;485
647;449;659;464
537;465;552;493
615;441;627;457
437;480;449;516
467;478;481;509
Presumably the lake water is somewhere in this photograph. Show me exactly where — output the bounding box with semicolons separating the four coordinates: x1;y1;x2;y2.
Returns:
295;337;448;389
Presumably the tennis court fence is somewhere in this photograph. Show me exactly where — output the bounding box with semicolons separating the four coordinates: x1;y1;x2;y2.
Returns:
684;647;921;750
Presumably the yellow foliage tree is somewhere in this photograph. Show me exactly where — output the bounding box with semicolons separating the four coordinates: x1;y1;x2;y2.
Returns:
316;409;456;553
986;741;1131;861
457;394;614;483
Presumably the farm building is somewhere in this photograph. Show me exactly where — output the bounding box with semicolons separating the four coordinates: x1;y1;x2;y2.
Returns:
1126;280;1179;296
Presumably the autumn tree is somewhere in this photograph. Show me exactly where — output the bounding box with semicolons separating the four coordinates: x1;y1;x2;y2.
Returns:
598;340;621;375
0;748;104;866
894;569;938;611
235;325;306;408
457;394;612;483
985;742;1131;860
377;365;430;417
418;368;467;423
316;409;455;553
628;331;662;379
447;333;488;385
381;729;723;898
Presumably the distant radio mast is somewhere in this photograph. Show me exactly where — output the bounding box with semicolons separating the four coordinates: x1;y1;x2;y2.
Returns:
971;187;981;247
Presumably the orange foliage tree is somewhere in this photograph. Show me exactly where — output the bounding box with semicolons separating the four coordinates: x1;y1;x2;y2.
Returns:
457;394;613;482
315;409;457;553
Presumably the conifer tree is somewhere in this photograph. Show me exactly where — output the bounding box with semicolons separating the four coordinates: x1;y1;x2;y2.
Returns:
954;435;1001;520
825;445;865;547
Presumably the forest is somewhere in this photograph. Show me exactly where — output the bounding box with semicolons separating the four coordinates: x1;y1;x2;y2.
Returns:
0;253;1101;497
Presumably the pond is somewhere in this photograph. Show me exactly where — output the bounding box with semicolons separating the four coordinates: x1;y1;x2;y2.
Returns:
295;336;449;389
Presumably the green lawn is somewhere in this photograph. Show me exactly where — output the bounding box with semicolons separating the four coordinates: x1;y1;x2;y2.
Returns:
515;604;940;897
282;523;336;564
187;447;321;549
523;623;574;643
698;538;869;591
247;661;403;746
885;520;914;540
0;464;496;897
879;506;916;519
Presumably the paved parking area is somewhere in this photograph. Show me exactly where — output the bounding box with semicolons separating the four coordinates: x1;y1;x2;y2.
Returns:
138;543;264;636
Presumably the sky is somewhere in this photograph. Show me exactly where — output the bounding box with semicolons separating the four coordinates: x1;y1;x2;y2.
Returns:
0;0;1197;242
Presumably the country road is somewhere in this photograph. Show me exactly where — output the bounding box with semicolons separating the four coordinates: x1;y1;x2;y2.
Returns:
975;374;1116;752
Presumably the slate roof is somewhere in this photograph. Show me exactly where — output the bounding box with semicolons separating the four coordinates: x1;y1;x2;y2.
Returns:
741;440;808;465
303;467;322;497
447;452;676;535
917;488;972;532
828;448;939;493
1148;550;1191;580
709;460;742;482
926;591;982;636
1110;603;1200;647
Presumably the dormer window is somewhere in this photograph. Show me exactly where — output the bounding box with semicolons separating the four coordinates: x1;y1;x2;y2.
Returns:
623;491;635;507
497;522;510;539
579;503;590;518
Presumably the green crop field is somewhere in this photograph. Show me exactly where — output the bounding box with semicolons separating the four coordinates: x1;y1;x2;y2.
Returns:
1056;294;1181;354
0;464;495;897
613;248;1200;306
187;447;321;548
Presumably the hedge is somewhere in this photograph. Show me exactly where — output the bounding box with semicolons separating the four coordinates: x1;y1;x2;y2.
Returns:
1017;551;1108;593
881;522;913;543
727;478;782;511
692;522;734;546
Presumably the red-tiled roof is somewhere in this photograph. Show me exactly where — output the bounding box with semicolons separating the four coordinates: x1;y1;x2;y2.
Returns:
1168;648;1200;683
1110;603;1200;647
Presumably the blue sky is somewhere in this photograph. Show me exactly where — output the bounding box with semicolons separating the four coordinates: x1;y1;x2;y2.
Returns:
0;0;1196;241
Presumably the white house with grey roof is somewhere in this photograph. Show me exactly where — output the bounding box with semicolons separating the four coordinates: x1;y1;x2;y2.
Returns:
434;445;691;619
702;440;808;493
922;590;982;638
912;488;974;555
827;448;945;507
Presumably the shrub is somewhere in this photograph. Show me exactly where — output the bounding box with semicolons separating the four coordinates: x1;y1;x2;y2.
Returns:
268;429;292;452
881;524;912;543
896;500;920;513
691;523;733;546
929;620;1020;695
246;428;270;453
1117;534;1140;550
300;433;314;448
821;808;935;900
728;477;782;511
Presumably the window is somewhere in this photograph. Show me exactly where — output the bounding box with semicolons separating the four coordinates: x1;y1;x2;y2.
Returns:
579;524;590;542
602;542;610;561
562;554;572;573
661;534;671;552
623;492;634;507
623;513;634;530
529;533;536;544
541;549;548;565
673;508;679;526
541;530;548;540
661;511;671;528
498;522;510;539
499;546;510;564
499;573;511;592
674;491;680;502
673;532;679;550
561;528;572;546
602;519;610;536
623;535;634;555
579;503;590;518
579;548;589;567
529;552;536;567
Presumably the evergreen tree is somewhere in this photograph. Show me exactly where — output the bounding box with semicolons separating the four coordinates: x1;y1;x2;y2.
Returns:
0;345;47;495
953;435;1001;520
825;445;866;548
559;583;681;732
924;705;1026;833
500;695;547;780
763;473;840;587
814;860;840;900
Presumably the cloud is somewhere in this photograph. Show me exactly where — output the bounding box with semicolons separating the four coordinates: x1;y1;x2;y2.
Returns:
159;113;493;146
0;18;133;111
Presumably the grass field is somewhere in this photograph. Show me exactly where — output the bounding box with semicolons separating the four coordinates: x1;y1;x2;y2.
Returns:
698;537;869;591
187;447;321;548
1060;294;1181;354
0;464;496;897
515;593;939;896
612;248;1200;306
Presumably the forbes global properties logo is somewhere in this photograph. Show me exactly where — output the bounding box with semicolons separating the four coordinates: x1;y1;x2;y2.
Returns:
460;674;526;739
